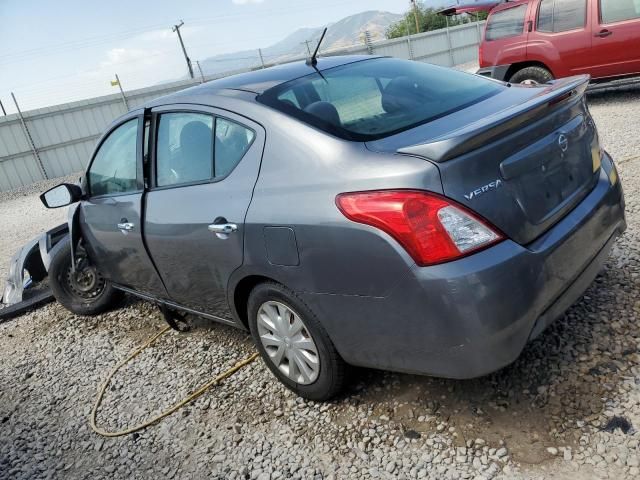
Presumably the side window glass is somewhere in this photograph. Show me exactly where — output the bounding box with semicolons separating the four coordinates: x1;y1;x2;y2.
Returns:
156;112;214;187
214;118;255;178
88;118;138;197
485;5;527;40
538;0;587;32
601;0;640;23
554;0;586;31
538;0;554;32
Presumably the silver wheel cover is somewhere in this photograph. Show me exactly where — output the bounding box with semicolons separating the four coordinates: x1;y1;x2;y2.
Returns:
256;301;320;385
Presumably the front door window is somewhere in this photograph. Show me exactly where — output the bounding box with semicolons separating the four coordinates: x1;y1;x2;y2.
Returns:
87;118;139;197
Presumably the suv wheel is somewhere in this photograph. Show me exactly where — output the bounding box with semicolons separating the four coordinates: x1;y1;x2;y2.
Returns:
247;282;346;401
49;240;122;316
509;66;554;85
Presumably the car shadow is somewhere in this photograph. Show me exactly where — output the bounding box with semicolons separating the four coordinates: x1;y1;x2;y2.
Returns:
344;253;637;465
587;83;640;104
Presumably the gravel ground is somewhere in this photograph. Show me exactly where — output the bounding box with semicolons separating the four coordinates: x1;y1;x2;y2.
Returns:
1;87;640;480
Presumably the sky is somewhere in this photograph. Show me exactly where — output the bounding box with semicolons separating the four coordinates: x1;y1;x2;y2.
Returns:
0;0;414;114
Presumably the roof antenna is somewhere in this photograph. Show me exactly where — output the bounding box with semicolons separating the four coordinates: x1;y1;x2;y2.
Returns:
306;27;327;66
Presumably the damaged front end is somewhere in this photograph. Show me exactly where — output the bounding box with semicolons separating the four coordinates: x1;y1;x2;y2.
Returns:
0;224;69;319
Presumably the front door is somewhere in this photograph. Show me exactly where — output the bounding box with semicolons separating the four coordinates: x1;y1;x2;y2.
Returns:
589;0;640;79
143;105;264;320
80;115;166;297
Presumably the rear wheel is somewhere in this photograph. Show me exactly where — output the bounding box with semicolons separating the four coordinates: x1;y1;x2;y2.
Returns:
247;282;346;401
49;240;122;315
509;66;554;85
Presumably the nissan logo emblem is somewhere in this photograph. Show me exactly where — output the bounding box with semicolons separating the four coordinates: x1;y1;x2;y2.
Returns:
558;134;569;153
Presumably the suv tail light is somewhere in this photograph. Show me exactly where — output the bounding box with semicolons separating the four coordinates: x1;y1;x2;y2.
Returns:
478;41;484;67
336;190;504;266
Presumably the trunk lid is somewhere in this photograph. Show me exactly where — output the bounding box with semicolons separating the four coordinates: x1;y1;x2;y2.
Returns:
367;76;600;245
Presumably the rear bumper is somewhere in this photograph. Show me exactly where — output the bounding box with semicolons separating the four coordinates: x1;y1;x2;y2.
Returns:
302;157;625;378
477;64;511;82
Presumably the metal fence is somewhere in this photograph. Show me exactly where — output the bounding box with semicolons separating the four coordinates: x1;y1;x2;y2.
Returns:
0;21;484;192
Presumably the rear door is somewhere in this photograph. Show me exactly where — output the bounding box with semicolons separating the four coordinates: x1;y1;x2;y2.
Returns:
528;0;592;76
143;105;264;321
589;0;640;78
81;115;167;296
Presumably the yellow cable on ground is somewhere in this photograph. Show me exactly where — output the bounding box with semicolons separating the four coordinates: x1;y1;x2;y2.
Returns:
90;325;259;437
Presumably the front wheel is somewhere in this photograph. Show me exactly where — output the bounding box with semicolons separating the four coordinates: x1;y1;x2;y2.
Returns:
49;240;122;315
508;66;554;85
247;282;346;401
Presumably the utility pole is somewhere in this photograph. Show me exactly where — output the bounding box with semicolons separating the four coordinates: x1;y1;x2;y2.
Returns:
195;61;206;83
410;0;421;34
258;48;266;69
172;20;194;79
302;40;312;56
111;74;129;111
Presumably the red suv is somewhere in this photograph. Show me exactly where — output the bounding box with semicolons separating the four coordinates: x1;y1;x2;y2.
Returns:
442;0;640;84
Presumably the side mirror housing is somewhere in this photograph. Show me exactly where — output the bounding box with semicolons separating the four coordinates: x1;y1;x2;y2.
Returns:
40;183;82;209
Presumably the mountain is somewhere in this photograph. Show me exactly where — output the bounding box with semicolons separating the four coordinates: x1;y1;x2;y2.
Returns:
200;11;402;76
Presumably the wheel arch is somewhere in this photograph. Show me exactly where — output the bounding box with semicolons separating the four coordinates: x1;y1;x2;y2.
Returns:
230;274;278;330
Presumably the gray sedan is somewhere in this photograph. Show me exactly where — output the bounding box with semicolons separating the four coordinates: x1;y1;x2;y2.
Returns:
40;55;626;400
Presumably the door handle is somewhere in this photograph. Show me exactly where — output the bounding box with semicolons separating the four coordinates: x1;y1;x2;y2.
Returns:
207;223;238;234
117;222;135;231
595;29;612;38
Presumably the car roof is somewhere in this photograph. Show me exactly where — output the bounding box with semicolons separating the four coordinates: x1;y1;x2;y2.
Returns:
150;55;380;107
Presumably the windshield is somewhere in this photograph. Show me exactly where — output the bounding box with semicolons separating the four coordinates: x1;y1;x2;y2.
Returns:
257;58;503;142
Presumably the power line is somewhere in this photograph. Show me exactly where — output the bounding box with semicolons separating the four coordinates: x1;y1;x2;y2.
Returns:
0;0;364;65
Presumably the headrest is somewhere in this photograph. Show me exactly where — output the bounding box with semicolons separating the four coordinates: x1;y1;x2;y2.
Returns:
180;121;211;148
382;76;421;114
303;101;341;126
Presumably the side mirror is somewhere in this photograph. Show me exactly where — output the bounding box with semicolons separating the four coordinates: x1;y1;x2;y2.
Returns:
40;183;82;209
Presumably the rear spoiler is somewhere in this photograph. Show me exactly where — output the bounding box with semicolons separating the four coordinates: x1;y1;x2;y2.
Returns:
398;75;590;163
438;1;502;16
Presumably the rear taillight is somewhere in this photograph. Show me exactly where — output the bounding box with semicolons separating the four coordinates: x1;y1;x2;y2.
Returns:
478;42;484;67
336;190;503;266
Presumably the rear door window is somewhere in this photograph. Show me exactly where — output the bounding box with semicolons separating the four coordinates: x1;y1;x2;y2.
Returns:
485;4;527;40
214;118;255;178
156;112;214;187
538;0;587;32
600;0;640;23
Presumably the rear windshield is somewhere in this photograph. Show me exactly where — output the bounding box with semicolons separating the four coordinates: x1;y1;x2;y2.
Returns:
256;58;503;142
485;4;527;40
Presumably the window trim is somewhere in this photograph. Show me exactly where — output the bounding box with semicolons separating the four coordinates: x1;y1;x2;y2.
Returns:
85;115;144;200
599;0;640;25
536;0;587;33
484;4;528;41
148;108;256;191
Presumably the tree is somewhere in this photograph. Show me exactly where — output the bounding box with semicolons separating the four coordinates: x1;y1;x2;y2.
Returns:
386;2;487;39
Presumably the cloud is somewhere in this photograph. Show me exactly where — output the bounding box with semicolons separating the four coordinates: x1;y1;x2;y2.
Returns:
232;0;264;4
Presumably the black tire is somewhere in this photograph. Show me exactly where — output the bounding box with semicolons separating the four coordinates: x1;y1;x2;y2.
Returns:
49;240;122;316
247;282;346;401
509;66;554;85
